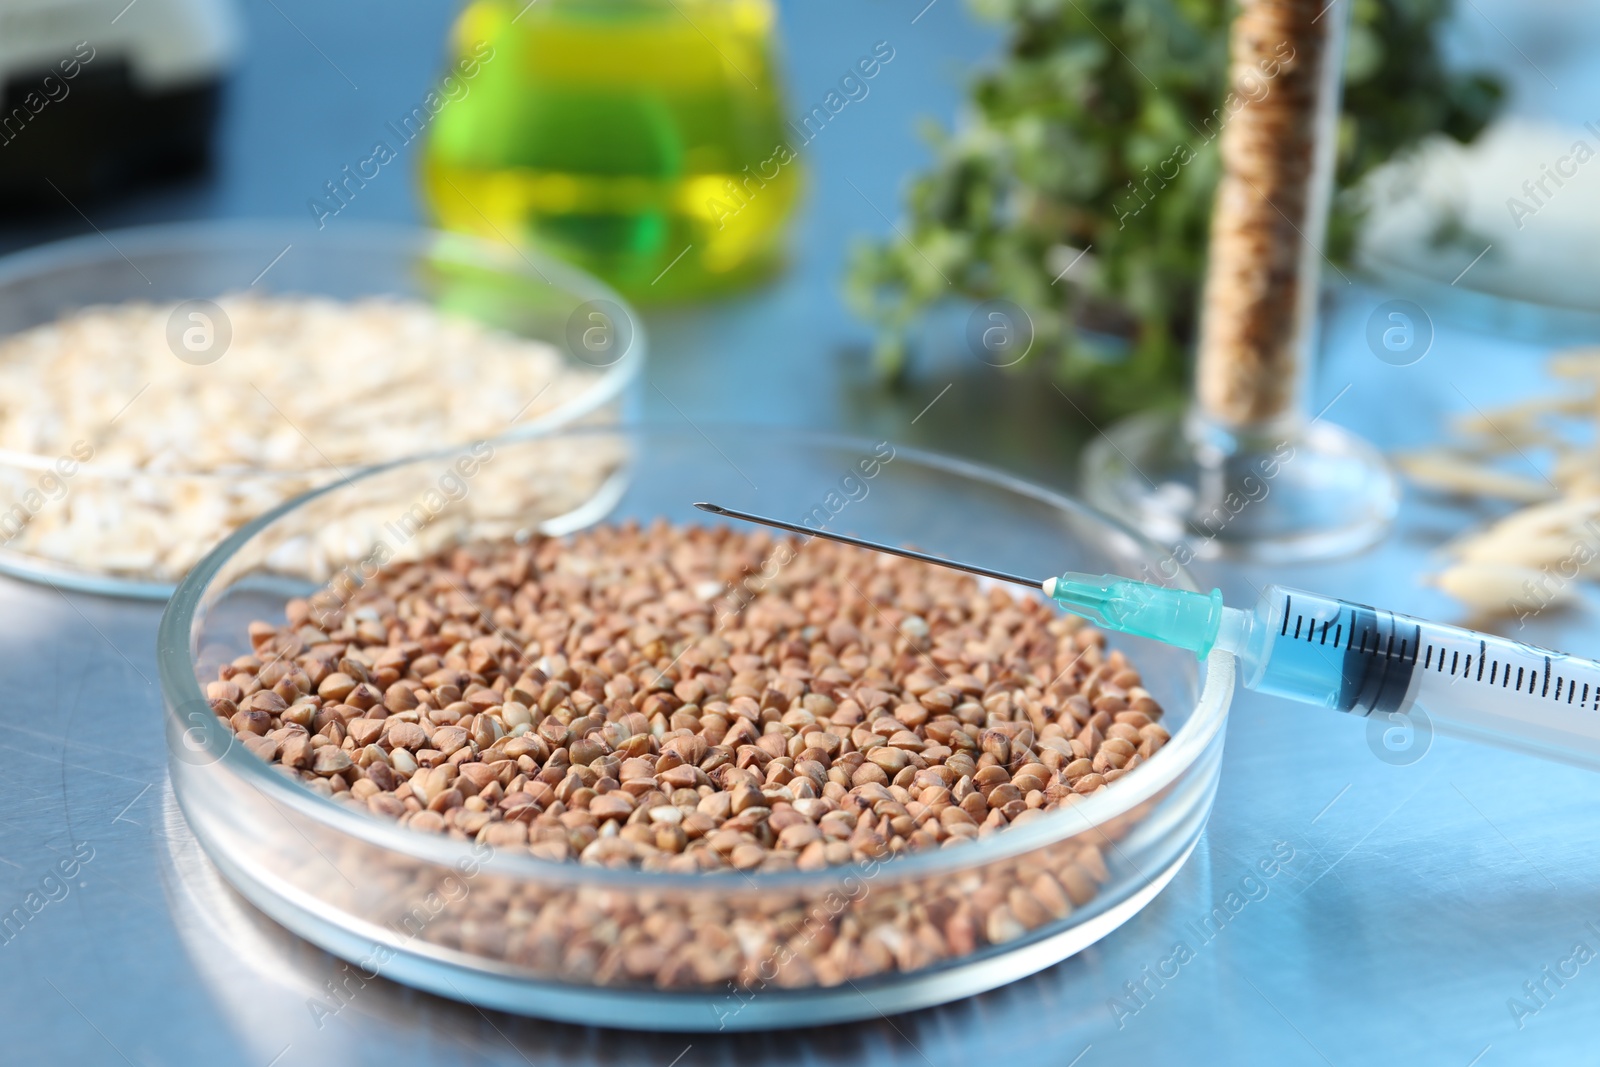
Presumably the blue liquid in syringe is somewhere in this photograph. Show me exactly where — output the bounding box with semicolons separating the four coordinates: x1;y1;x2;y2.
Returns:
1228;588;1600;766
1046;573;1600;769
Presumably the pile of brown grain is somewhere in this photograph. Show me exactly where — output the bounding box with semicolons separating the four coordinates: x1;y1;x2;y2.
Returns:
209;521;1169;874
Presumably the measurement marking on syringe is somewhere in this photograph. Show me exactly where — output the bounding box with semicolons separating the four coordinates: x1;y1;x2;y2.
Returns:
1282;600;1600;719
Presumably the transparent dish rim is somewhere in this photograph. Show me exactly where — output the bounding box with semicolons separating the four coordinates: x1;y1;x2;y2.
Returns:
1352;253;1600;338
157;423;1235;892
0;218;643;479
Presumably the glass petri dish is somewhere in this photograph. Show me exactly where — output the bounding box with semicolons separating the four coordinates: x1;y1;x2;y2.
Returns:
1355;256;1600;344
1352;122;1600;343
157;425;1233;1031
0;221;643;598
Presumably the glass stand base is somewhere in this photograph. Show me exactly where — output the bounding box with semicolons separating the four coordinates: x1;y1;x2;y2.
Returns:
1081;408;1400;563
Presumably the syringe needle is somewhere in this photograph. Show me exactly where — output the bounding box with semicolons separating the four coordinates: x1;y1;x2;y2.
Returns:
691;502;1047;591
696;502;1234;656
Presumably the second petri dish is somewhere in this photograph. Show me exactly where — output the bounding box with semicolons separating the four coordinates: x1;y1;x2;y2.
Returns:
158;425;1232;1030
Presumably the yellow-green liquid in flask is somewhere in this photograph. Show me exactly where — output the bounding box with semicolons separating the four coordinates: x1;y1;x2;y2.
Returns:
423;0;801;300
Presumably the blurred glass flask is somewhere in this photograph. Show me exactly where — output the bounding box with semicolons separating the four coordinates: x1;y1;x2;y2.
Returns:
423;0;801;300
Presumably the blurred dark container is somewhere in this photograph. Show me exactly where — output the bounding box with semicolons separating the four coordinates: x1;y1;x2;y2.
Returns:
0;0;239;210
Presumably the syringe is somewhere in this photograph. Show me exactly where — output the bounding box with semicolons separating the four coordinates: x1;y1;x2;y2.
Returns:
696;502;1600;770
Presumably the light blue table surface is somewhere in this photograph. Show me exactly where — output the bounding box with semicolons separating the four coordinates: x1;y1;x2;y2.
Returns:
3;1;1599;1063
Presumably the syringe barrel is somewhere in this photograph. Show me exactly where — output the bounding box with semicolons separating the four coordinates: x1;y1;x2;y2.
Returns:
1238;586;1600;767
